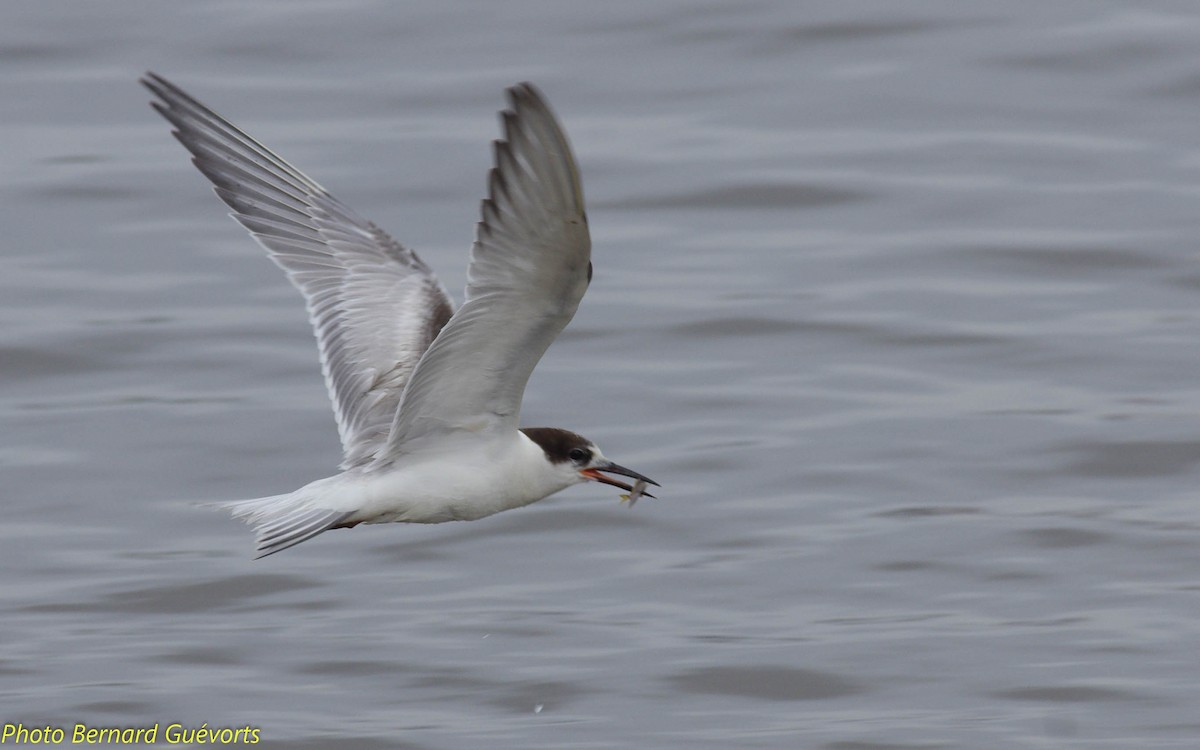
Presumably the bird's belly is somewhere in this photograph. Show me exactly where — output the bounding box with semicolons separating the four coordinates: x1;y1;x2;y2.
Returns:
351;450;553;525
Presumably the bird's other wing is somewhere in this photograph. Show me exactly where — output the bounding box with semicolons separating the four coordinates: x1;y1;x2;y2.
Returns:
142;73;454;469
382;82;590;457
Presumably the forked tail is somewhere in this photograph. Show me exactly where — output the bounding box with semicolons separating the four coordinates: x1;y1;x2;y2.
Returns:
210;492;354;559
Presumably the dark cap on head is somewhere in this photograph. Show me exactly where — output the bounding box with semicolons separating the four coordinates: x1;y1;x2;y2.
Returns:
520;427;591;463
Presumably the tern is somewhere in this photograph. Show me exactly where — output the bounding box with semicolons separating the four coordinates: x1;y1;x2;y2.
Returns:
142;73;658;558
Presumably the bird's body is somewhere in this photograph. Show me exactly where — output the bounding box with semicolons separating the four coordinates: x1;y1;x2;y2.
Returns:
142;74;657;557
350;431;564;524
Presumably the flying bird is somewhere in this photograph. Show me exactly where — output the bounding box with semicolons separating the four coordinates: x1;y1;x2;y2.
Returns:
142;73;658;558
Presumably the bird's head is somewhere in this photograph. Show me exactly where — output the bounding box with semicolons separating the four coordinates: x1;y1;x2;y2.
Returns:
521;427;659;497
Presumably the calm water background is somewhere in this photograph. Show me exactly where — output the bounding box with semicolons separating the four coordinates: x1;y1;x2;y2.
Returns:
4;1;1200;747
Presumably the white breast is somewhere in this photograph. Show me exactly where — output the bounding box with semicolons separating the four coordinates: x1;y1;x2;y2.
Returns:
347;431;575;525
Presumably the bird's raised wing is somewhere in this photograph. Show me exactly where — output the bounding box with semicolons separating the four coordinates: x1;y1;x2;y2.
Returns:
383;83;590;456
142;73;454;468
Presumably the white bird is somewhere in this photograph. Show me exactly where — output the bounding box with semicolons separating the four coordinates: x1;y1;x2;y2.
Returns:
142;73;658;558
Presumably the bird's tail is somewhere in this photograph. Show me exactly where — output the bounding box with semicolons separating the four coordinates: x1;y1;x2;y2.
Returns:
208;489;354;559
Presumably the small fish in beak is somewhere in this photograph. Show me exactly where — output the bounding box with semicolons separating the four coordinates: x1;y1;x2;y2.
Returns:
580;460;659;503
619;478;652;508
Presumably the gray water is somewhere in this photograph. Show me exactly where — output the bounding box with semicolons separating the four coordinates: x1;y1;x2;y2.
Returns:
4;1;1200;747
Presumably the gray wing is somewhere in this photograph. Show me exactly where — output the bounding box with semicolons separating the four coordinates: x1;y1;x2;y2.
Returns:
382;83;591;456
142;73;454;469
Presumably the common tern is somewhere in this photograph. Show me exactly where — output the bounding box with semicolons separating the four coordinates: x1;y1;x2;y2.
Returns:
142;73;658;558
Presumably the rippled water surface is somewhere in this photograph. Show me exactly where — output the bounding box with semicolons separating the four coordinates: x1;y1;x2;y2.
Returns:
5;1;1200;747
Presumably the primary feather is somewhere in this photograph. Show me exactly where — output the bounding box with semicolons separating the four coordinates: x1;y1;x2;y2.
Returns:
383;84;591;455
142;73;454;469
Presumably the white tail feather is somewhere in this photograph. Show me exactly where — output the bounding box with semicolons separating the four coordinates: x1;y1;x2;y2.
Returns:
209;492;353;559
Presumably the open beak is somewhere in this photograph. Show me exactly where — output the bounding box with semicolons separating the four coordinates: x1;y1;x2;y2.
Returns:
580;461;660;498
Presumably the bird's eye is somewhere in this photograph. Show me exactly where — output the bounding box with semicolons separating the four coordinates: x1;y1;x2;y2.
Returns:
569;447;590;463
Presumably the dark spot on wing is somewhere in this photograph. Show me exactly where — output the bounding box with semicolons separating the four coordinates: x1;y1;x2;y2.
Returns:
424;292;454;349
